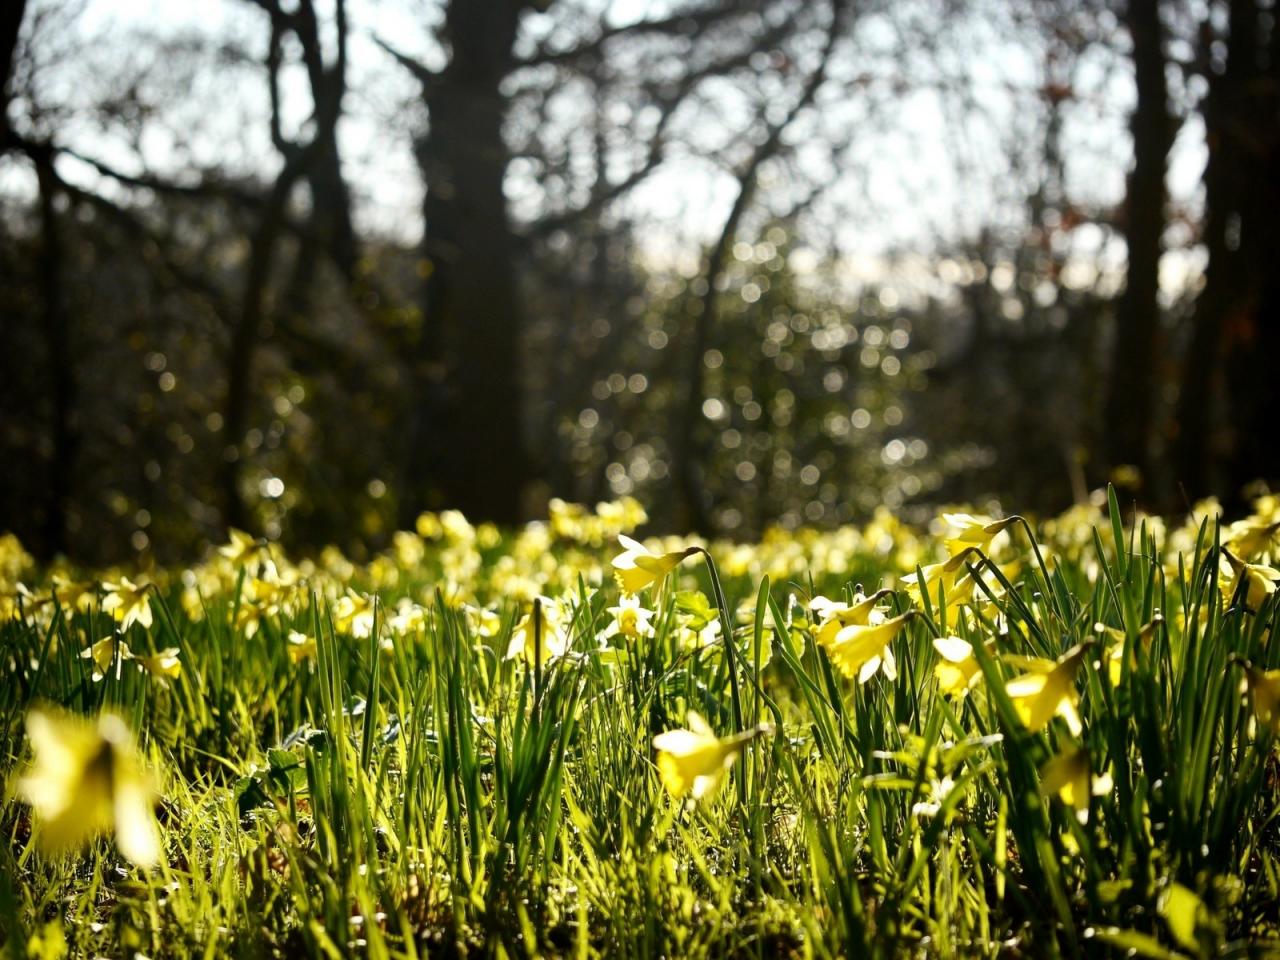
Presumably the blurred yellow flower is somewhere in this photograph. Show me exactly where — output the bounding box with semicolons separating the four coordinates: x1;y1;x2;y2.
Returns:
135;648;181;680
506;596;571;665
1005;643;1090;735
101;578;153;631
932;635;988;697
1238;664;1280;735
334;591;376;639
52;575;95;613
612;535;697;595
1095;614;1162;686
1040;744;1112;823
219;528;269;565
651;711;766;801
286;630;317;663
1225;518;1280;561
80;636;131;682
1221;550;1280;611
17;708;161;868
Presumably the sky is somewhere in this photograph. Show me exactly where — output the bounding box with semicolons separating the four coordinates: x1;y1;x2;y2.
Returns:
9;0;1210;297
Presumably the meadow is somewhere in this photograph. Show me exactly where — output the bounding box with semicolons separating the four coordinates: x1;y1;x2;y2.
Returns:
2;489;1279;958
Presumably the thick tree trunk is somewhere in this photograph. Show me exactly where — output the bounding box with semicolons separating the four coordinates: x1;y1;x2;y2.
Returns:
1221;0;1278;502
401;0;527;526
1105;0;1171;501
1173;0;1255;500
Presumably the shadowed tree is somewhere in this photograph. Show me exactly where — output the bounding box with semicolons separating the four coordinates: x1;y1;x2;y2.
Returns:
1105;0;1173;501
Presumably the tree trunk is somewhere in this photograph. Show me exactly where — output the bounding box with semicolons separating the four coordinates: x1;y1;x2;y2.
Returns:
401;0;527;526
1221;0;1278;503
1105;0;1171;502
1173;0;1254;499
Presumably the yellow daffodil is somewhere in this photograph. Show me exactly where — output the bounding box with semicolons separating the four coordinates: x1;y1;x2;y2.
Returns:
463;603;502;638
940;513;1018;555
334;591;377;639
52;575;95;613
17;708;161;868
810;589;892;646
134;648;181;680
900;550;977;606
287;630;317;663
1004;643;1090;735
101;578;153;631
219;528;269;565
1222;550;1280;611
1095;614;1162;686
816;610;913;683
506;596;571;665
932;635;989;697
601;594;656;641
612;535;698;595
1238;663;1280;735
651;711;767;801
387;598;427;635
1225;518;1280;561
1040;744;1112;823
80;636;131;682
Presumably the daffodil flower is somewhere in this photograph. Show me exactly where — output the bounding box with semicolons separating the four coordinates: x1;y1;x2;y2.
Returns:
600;594;656;641
1040;744;1112;823
464;604;502;638
900;550;978;606
52;575;95;613
651;711;769;801
1094;614;1162;686
287;630;318;663
816;609;913;683
80;636;132;682
1004;643;1090;735
134;648;181;680
810;589;892;643
506;596;571;665
612;535;698;595
334;590;377;639
1238;663;1280;735
219;528;270;565
18;707;161;868
940;513;1018;555
1225;518;1280;561
101;578;153;631
1222;550;1280;611
932;635;989;697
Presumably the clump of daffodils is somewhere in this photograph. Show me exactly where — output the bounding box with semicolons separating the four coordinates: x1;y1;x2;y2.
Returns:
17;707;162;868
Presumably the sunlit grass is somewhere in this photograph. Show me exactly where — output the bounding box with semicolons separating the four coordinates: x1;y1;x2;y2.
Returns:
2;490;1279;957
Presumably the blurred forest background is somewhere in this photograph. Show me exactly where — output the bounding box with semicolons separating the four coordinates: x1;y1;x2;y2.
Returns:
1;0;1277;564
